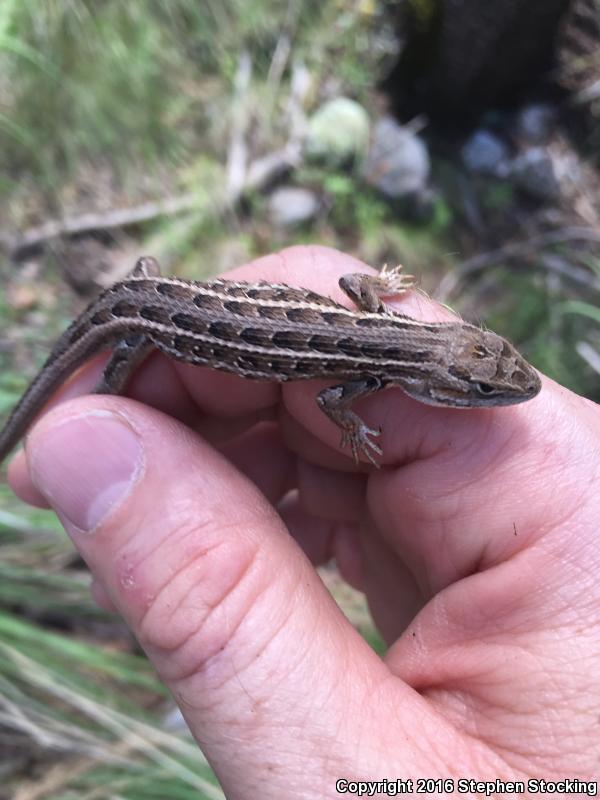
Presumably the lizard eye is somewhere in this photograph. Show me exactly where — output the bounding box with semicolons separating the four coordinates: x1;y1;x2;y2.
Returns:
475;382;496;395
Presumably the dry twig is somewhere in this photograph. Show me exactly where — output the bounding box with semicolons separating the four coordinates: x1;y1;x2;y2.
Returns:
434;226;600;301
0;146;301;258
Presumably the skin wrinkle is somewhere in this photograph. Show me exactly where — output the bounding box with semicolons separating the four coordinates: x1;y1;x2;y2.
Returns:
518;470;596;541
136;515;266;657
116;463;282;589
408;580;556;689
138;531;255;649
370;672;486;776
430;700;534;780
368;406;584;593
464;674;583;773
114;510;220;599
401;620;598;774
422;654;535;733
530;533;600;617
154;551;262;687
369;393;523;476
363;475;472;595
476;572;556;653
174;567;323;711
280;500;347;568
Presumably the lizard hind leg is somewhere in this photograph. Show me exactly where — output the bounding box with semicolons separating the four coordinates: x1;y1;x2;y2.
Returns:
94;336;154;395
131;255;162;279
93;255;161;394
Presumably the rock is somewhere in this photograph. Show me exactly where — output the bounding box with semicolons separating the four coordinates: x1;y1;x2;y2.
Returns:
461;130;509;176
305;97;370;167
509;147;560;201
363;116;430;199
514;103;557;145
267;186;320;228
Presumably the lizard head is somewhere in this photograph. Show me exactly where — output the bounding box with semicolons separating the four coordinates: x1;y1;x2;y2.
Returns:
419;325;542;408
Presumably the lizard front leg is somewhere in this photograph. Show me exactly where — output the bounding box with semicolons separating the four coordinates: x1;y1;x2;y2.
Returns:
339;264;416;314
317;375;387;466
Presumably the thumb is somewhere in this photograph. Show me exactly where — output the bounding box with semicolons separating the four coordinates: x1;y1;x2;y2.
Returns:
21;396;389;796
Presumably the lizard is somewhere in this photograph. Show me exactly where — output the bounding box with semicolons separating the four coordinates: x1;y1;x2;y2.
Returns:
0;257;541;466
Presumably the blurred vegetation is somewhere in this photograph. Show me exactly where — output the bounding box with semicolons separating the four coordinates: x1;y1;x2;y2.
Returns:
0;0;599;795
0;0;382;198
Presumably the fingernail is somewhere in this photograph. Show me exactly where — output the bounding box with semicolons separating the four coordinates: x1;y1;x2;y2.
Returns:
29;411;143;532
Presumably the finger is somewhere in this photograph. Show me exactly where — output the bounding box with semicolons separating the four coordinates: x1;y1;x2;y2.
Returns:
296;459;367;522
8;448;49;507
279;490;365;590
218;421;296;504
90;577;118;612
23;395;429;792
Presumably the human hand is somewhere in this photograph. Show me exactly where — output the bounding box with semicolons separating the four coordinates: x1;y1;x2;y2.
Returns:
8;246;600;798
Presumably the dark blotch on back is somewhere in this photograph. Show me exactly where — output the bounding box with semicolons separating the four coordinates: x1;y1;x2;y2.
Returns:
244;284;304;302
307;334;338;354
272;330;305;349
156;282;193;300
139;305;171;325
358;343;386;359
110;300;138;318
239;327;272;347
193;292;222;312
337;337;362;356
208;321;238;342
90;307;113;326
286;307;326;324
355;316;391;328
220;283;249;298
257;304;289;321
384;347;430;361
268;359;290;375
171;312;207;334
322;311;354;326
224;300;260;318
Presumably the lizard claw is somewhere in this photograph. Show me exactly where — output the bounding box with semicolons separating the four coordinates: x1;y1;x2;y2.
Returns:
341;423;382;468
